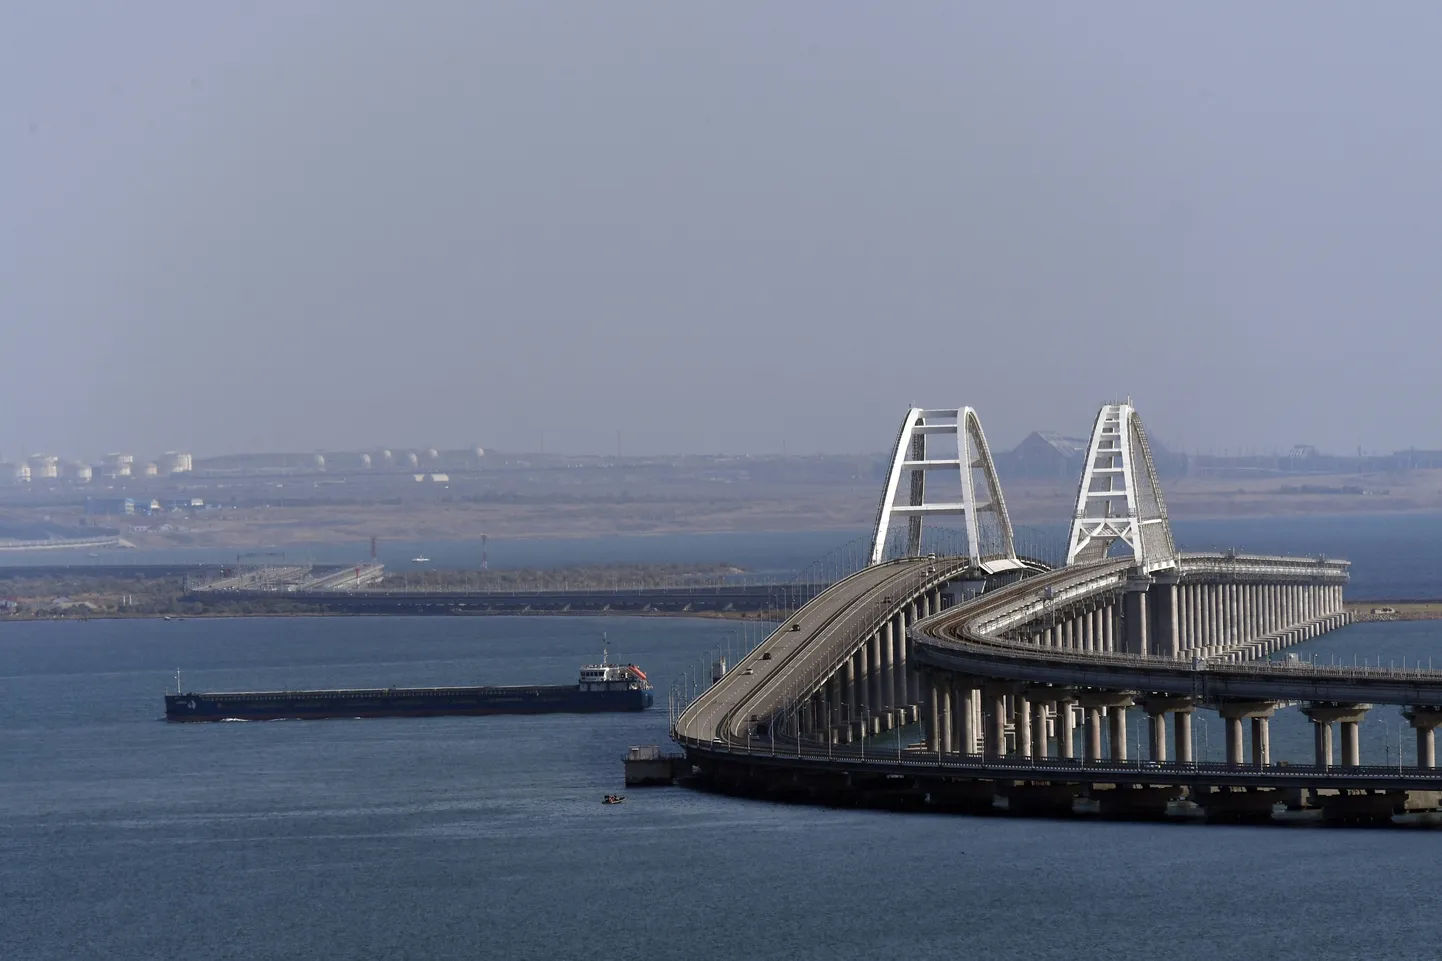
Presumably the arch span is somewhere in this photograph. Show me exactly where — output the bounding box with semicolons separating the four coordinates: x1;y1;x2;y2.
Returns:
869;407;1020;571
1065;402;1176;571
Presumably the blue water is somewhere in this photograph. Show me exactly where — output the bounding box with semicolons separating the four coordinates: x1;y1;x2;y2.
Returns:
6;614;1442;960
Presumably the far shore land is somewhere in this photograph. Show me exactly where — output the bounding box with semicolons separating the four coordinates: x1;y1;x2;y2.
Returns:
0;555;1437;622
5;602;1440;625
40;468;1442;552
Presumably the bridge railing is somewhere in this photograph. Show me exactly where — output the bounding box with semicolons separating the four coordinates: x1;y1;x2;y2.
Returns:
674;736;1438;782
923;601;1442;689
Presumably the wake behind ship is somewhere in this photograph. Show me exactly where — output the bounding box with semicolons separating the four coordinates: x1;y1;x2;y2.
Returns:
165;658;653;722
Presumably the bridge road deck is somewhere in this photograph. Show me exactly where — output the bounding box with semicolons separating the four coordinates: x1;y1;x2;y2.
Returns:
675;556;976;745
915;557;1436;707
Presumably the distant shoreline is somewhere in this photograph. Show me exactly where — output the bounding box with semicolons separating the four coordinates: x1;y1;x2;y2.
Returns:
11;505;1442;559
3;602;1438;625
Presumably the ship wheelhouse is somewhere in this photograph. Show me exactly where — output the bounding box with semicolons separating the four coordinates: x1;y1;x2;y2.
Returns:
577;662;649;692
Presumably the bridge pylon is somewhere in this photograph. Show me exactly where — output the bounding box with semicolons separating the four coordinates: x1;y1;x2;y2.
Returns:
868;407;1020;570
1065;402;1176;571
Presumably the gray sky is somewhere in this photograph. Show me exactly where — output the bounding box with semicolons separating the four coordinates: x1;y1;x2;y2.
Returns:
4;2;1440;460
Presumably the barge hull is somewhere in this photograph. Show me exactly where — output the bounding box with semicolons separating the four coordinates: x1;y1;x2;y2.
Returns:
165;684;652;722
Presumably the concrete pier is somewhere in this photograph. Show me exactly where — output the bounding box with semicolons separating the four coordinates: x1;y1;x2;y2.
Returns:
1059;697;1077;759
1405;707;1442;769
1218;702;1277;768
1305;704;1371;768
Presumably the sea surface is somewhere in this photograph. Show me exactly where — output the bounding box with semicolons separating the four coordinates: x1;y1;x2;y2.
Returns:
5;611;1442;961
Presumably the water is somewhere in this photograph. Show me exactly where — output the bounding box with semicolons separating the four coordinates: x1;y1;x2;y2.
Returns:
6;614;1442;960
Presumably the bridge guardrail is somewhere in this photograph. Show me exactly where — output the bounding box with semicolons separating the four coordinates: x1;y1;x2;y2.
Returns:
673;734;1442;786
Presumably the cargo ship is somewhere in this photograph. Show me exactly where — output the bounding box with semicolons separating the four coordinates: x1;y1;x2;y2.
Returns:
164;653;652;722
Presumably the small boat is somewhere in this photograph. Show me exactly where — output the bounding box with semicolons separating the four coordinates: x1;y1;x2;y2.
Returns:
411;556;430;564
602;794;626;805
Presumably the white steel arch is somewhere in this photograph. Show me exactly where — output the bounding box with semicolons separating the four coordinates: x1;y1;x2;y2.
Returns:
1065;402;1176;571
868;407;1021;570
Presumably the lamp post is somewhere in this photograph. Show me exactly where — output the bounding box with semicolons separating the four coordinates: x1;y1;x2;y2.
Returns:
826;701;832;760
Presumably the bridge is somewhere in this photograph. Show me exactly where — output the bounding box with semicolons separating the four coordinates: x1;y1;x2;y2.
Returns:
673;403;1442;824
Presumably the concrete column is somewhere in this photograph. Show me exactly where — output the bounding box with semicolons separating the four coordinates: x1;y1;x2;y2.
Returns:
1109;707;1128;762
1340;719;1361;766
1193;585;1205;650
926;678;941;752
843;656;856;720
939;684;954;754
1405;708;1442;769
867;632;882;717
1250;716;1270;769
1103;602;1116;652
1016;693;1032;759
856;646;870;720
1225;716;1245;766
1242;584;1254;642
958;684;975;755
1123;578;1150;655
1085;707;1103;762
1174;710;1193;763
1152;578;1179;658
1211;584;1223;648
1148;712;1167;762
987;691;1007;759
1059;700;1076;759
891;615;907;712
879;623;893;712
1190;585;1201;650
1031;701;1049;758
950;679;966;753
1235;584;1247;642
972;686;983;750
1226;583;1239;647
1200;585;1212;648
1219;702;1276;766
1176;586;1190;651
1305;705;1367;767
1313;719;1334;767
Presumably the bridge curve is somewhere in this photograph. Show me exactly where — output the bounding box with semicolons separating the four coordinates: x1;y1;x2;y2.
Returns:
911;554;1437;707
675;554;1043;747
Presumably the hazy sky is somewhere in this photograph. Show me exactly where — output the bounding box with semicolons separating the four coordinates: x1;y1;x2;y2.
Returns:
4;3;1440;460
